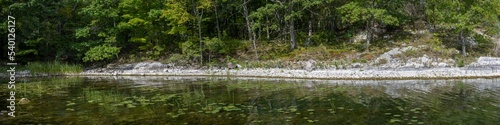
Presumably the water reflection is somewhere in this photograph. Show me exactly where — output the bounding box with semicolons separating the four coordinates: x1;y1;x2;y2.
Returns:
0;77;499;124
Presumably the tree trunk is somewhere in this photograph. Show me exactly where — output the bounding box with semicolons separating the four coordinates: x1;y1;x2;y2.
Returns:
289;2;297;50
197;10;204;64
214;2;221;38
306;13;313;45
277;11;284;41
243;0;259;60
265;0;269;40
290;20;297;50
266;15;270;39
252;33;259;60
365;0;375;52
461;30;467;56
457;0;466;56
365;19;372;52
243;0;253;41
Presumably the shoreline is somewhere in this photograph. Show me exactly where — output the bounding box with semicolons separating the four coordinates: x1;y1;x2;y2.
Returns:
75;67;500;80
4;57;500;80
4;70;500;80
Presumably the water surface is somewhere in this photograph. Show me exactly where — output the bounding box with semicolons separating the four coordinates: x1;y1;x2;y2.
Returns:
1;76;499;124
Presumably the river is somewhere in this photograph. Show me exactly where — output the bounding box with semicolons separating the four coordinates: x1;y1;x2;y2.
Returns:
1;76;499;124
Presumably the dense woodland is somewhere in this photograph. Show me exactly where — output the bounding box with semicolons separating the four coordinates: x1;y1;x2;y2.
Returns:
1;0;499;66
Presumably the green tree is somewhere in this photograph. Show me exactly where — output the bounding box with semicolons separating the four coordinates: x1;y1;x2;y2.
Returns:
190;0;212;63
426;0;500;56
338;0;401;51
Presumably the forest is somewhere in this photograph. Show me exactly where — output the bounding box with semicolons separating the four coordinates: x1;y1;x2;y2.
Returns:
1;0;499;68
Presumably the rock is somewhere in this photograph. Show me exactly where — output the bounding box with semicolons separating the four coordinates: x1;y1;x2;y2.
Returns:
431;62;438;67
236;64;242;69
291;62;302;69
437;63;448;68
303;59;316;72
200;66;208;70
19;98;30;104
165;63;175;68
467;57;500;69
476;57;500;63
351;63;364;68
117;64;134;70
352;31;367;43
134;62;165;70
106;64;117;69
18;70;31;77
97;68;105;72
227;62;235;69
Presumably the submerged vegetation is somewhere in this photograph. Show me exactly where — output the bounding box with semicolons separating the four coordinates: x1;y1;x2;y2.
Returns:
1;77;499;124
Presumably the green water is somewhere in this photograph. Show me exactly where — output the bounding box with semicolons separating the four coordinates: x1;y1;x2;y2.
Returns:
1;76;499;125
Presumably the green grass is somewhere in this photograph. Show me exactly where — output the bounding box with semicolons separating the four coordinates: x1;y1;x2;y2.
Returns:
26;62;83;75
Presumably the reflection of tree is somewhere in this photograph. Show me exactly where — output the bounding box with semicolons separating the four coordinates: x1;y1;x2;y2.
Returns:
421;82;500;125
5;77;499;124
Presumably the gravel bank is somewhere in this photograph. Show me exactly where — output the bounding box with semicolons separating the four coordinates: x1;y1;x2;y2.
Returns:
3;57;500;80
78;67;500;80
76;57;500;80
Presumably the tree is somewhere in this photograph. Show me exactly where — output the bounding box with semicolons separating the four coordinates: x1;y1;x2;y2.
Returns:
251;0;304;50
426;0;500;56
241;0;259;60
0;0;86;62
77;0;122;62
338;0;400;51
189;0;212;63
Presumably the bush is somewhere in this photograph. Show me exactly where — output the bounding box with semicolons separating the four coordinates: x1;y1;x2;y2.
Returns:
454;56;476;67
165;54;189;65
180;39;201;62
83;44;121;62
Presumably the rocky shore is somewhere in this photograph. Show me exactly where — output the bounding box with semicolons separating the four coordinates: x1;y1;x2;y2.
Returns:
71;57;500;80
4;57;500;80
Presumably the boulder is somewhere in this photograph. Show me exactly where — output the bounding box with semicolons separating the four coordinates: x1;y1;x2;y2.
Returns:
351;63;365;68
227;62;235;69
303;59;316;72
134;62;165;70
19;98;30;104
467;57;500;69
117;64;134;70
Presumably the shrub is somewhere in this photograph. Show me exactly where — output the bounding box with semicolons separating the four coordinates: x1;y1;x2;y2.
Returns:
180;39;201;62
83;44;121;62
166;54;188;65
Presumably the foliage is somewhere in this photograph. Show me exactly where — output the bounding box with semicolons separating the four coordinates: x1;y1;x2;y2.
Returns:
180;39;201;62
426;0;499;56
83;44;121;62
0;0;498;66
338;1;400;26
